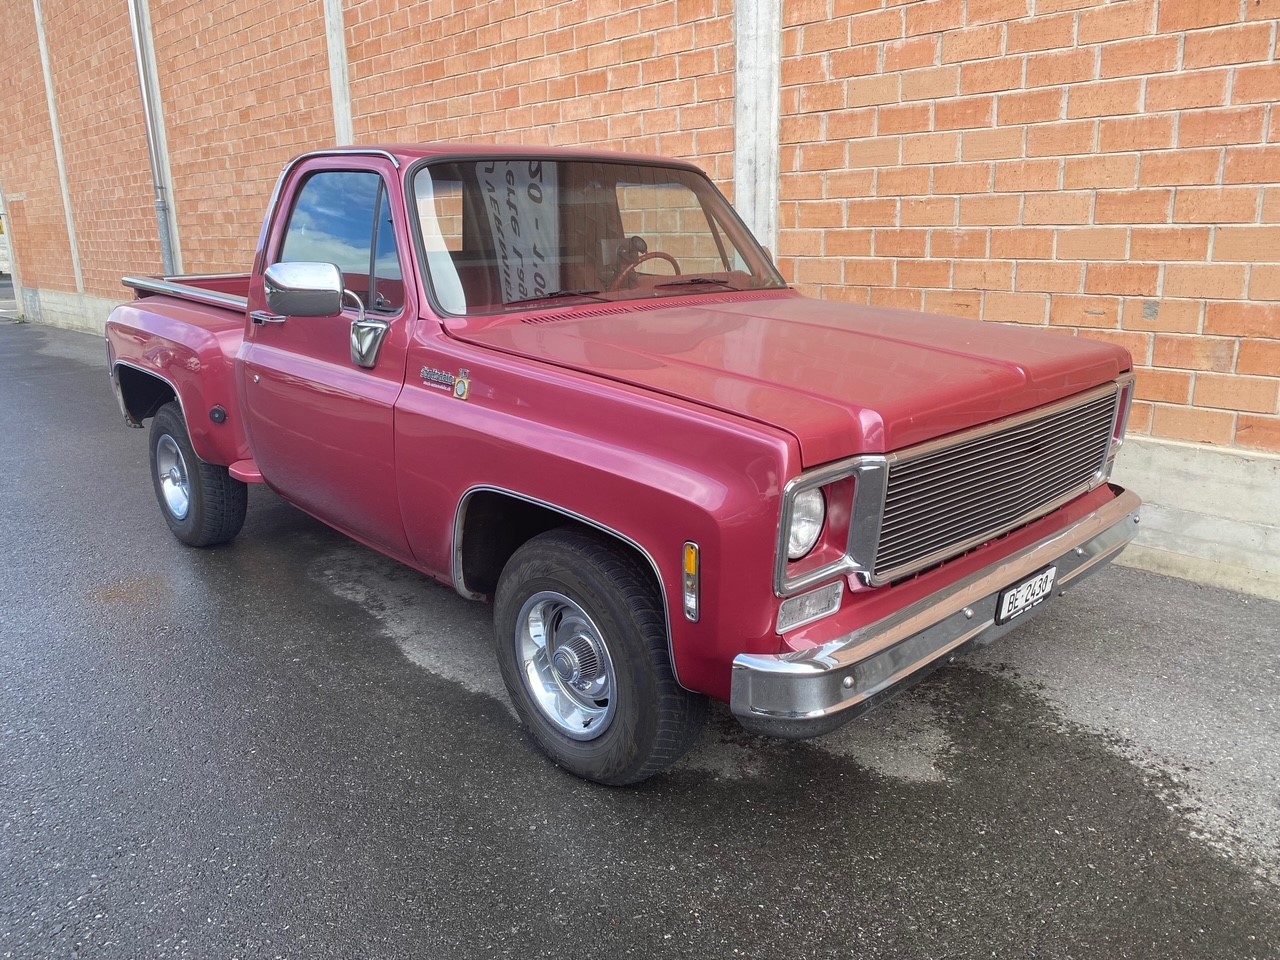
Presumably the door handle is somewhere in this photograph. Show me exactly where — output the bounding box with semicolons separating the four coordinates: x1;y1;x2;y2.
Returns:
251;311;287;325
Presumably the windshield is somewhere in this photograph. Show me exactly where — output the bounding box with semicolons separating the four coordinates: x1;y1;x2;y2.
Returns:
410;158;786;316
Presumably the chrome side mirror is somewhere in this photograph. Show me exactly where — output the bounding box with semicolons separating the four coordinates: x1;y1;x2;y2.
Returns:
264;261;344;317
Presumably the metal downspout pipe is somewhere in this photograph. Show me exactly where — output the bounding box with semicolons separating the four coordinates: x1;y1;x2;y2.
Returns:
127;0;178;276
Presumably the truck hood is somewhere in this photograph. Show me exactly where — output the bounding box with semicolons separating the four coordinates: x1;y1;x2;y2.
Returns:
456;292;1131;466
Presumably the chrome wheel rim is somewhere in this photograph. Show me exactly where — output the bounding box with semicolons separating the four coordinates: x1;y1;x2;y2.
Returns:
515;591;617;740
155;434;191;521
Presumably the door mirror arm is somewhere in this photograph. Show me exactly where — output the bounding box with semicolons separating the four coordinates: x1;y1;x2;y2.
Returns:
346;289;389;369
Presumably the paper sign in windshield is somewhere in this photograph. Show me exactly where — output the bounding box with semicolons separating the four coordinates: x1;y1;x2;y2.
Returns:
477;160;559;305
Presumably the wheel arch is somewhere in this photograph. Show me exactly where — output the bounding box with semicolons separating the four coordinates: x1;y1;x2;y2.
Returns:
113;361;181;426
452;486;681;684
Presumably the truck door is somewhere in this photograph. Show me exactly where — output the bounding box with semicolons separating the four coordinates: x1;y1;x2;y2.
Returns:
240;158;414;557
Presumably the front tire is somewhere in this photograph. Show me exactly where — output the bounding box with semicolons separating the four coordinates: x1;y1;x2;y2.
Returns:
149;402;247;547
494;528;707;785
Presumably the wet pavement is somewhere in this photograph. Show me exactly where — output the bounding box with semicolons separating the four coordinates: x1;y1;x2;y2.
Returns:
2;321;1278;959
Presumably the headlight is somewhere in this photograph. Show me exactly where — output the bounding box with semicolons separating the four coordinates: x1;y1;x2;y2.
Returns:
787;488;825;560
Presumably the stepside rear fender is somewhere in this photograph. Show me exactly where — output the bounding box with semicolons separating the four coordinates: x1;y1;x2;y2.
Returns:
105;299;249;466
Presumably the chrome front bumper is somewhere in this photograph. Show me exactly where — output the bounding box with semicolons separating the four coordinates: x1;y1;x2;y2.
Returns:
730;487;1142;738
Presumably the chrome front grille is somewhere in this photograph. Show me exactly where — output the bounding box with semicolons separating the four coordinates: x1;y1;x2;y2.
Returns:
872;386;1120;582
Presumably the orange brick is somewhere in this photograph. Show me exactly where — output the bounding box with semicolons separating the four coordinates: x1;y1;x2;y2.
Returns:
1164;263;1249;299
1178;107;1267;148
1056;227;1129;260
1134;367;1194;403
1158;0;1244;31
1236;340;1280;376
884;35;941;71
962;127;1025;160
955;259;1015;290
1006;13;1075;53
1130;227;1211;261
1095;189;1172;224
1051;294;1122;328
935;95;995;130
846;197;900;225
995;158;1061;192
1078;0;1156;42
878;166;934;196
796;200;848;228
797;256;850;285
991;228;1055;259
925;289;983;319
1099;35;1179;78
1194;373;1280;414
1027;47;1098;87
967;0;1032;25
934;162;994;193
984;291;1051;324
1213;227;1280;262
1151;405;1235;445
850;7;906;43
1024;191;1094;224
959;194;1022;224
1127;400;1154;434
904;0;966;36
876;103;931;135
1183;23;1275;68
1064;154;1138;190
871;287;926;311
828;169;878;196
1099;114;1175;152
1016;262;1085;293
896;258;954;287
902;132;959;164
848;75;901;107
1138;150;1222;187
1252;265;1280;300
1068;78;1143;118
1204;302;1280;338
997;88;1064;125
1077;329;1150;363
1145;70;1231;112
1038;0;1109;10
1224;147;1280;185
874;228;929;257
941;23;1005;62
1173;187;1261;224
1026;119;1097;157
1154;334;1238;371
901;196;958;225
1233;63;1280;104
901;65;961;100
825;229;876;256
930;228;989;258
1085;262;1159;296
1121;298;1203;333
849;137;903;167
831;45;883;79
827;108;878;140
961;58;1025;95
1235;415;1280;454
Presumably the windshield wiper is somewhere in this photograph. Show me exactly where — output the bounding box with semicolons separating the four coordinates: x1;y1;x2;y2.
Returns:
504;289;605;307
653;277;742;290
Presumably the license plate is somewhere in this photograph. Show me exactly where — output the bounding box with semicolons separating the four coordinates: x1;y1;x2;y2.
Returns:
996;566;1057;624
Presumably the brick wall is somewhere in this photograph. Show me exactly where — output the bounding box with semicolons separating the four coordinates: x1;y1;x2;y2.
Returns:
43;0;162;300
344;0;736;184
777;0;1280;453
0;0;78;294
148;0;340;273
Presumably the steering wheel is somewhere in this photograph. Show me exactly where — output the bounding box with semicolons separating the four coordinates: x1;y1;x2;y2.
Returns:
610;252;681;291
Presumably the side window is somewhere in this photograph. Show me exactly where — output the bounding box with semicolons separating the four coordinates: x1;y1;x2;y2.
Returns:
279;170;404;314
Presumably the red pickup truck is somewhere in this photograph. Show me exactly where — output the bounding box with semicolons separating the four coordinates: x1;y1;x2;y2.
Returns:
107;144;1141;784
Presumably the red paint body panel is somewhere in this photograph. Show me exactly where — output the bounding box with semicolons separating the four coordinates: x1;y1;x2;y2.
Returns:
105;144;1135;704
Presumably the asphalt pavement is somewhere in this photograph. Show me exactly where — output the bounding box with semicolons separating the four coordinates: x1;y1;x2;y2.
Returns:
2;320;1278;959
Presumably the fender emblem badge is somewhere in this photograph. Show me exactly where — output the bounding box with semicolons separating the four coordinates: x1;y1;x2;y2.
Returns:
453;369;470;401
420;366;456;390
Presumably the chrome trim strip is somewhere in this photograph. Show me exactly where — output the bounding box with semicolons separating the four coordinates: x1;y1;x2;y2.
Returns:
123;275;249;312
451;485;685;687
733;487;1141;726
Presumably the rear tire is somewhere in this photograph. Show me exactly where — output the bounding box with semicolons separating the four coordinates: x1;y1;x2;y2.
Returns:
494;528;707;785
149;402;247;547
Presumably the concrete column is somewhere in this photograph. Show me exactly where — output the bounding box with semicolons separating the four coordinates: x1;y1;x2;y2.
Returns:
733;0;782;254
323;0;354;145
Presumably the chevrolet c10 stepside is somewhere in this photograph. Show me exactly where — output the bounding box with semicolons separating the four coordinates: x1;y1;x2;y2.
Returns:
107;144;1141;785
